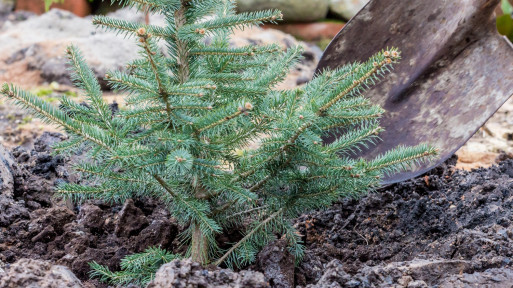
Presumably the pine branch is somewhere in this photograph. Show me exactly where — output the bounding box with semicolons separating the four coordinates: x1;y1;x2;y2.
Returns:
215;208;283;266
66;46;113;129
115;0;181;14
365;144;438;174
190;45;280;57
1;84;112;150
179;10;282;40
317;50;400;115
90;247;178;287
106;70;158;95
93;15;171;39
137;32;174;122
195;108;244;135
323;122;383;154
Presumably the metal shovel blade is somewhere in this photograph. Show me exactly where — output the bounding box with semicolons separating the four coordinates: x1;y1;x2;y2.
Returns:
317;0;513;184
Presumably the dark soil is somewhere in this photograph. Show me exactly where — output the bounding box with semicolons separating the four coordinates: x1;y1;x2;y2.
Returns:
2;133;513;287
295;155;513;287
0;132;180;287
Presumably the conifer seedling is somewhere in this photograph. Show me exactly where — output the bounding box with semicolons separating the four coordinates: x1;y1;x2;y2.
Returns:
1;0;436;285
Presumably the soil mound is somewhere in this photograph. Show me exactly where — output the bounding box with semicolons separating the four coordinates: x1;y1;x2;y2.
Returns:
296;156;513;287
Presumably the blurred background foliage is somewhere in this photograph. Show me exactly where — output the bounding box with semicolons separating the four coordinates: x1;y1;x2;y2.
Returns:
497;0;513;41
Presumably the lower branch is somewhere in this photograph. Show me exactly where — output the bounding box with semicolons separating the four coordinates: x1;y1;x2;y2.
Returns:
214;208;283;266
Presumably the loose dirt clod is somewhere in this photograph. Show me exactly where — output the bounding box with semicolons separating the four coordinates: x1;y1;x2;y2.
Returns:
256;239;295;288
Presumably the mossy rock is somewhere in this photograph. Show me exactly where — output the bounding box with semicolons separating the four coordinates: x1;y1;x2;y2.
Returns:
236;0;329;22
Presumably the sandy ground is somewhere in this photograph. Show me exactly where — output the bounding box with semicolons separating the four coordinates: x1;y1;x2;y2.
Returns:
456;97;513;170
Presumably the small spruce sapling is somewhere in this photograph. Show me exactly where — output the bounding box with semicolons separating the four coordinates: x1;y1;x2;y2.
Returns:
0;0;437;283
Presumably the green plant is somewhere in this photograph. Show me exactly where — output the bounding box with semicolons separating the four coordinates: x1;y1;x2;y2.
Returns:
44;0;62;11
1;0;436;285
89;247;177;287
21;116;33;124
497;0;513;41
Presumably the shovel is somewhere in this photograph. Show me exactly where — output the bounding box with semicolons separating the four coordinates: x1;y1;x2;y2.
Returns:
317;0;513;184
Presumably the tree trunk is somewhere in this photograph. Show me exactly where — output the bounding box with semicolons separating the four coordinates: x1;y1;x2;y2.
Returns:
190;222;209;264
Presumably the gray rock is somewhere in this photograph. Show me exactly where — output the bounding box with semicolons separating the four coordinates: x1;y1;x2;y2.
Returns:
329;0;368;20
0;0;14;15
236;0;329;22
5;43;41;65
38;56;73;86
0;9;140;89
0;142;14;197
0;258;83;288
147;258;269;288
408;280;429;288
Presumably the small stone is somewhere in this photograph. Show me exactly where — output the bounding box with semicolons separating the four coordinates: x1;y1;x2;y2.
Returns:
398;276;413;286
346;279;361;287
408;280;428;288
31;226;56;243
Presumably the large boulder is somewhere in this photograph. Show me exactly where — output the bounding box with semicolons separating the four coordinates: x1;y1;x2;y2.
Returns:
329;0;368;20
0;258;83;288
236;0;329;22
